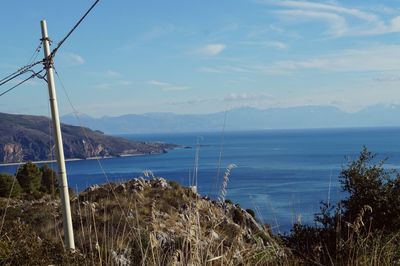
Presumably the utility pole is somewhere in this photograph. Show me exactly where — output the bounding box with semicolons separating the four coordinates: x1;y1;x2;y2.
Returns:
40;20;75;250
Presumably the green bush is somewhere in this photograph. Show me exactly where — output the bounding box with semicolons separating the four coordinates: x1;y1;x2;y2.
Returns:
225;199;233;205
40;164;58;197
284;147;400;264
16;162;42;195
0;173;21;198
232;208;244;225
246;208;256;218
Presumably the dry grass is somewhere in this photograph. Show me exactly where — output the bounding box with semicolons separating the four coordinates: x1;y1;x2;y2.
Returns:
0;176;290;265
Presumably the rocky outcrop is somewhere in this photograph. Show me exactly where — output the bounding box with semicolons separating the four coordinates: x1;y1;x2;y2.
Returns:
0;112;177;163
0;177;285;265
1;143;24;163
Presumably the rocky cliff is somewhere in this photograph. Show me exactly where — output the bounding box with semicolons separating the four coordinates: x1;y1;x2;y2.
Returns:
0;112;177;163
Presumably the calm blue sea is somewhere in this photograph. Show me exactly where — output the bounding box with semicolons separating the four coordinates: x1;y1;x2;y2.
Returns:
2;127;400;232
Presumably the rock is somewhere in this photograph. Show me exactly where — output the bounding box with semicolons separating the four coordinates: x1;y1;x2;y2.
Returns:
85;184;100;192
151;177;171;189
115;183;126;194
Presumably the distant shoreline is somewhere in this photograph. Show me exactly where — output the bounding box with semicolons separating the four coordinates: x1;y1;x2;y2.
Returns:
0;153;150;167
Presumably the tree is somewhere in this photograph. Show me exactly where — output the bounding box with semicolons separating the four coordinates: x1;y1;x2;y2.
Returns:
284;147;400;264
0;173;21;198
40;164;58;197
16;162;42;195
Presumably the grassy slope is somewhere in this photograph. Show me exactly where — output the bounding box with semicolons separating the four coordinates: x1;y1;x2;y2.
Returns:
0;177;288;265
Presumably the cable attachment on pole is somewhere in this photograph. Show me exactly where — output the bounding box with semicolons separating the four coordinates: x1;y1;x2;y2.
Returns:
42;55;54;70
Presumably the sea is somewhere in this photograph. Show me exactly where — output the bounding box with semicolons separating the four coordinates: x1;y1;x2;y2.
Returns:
1;127;400;233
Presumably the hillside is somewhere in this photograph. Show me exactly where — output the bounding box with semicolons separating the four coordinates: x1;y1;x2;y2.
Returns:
0;112;177;163
0;177;285;265
62;104;400;134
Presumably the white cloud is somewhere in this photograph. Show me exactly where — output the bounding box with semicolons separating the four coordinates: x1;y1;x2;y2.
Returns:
142;24;175;41
373;76;400;82
265;0;400;37
272;1;378;22
147;80;189;91
260;44;400;74
275;10;347;36
204;44;400;76
62;52;85;65
166;98;210;105
199;65;250;73
224;92;272;101
148;80;171;87
118;80;132;86
106;69;121;77
264;41;289;50
197;44;226;56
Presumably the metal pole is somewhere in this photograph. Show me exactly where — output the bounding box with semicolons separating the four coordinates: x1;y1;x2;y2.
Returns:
40;20;75;250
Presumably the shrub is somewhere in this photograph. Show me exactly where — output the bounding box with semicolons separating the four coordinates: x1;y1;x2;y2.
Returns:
0;173;21;198
232;208;244;225
284;147;400;264
16;162;42;195
224;199;233;205
167;180;180;189
246;208;256;218
40;165;58;197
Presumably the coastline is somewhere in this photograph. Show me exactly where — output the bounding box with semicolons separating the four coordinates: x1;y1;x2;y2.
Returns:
0;153;149;167
0;146;184;167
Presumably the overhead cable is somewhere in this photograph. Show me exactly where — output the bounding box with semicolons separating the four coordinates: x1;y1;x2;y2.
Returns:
0;60;43;87
50;0;100;58
0;69;45;97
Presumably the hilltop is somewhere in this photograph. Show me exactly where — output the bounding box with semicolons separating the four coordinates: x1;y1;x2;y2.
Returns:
0;112;177;163
0;176;285;265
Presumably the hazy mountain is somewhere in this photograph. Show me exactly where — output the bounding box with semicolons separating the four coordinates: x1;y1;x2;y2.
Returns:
61;105;400;134
0;112;177;163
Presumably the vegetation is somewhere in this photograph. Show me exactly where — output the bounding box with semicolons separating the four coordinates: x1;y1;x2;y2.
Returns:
284;147;400;265
0;173;21;198
40;164;58;197
0;148;399;265
16;162;42;195
0;112;177;164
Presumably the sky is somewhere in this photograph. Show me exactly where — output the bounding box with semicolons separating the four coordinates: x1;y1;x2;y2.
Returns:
1;0;400;117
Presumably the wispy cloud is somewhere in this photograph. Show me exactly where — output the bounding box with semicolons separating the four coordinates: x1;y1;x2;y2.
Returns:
199;65;251;73
106;69;121;77
271;1;378;22
92;80;132;90
142;24;175;41
166;98;211;106
148;80;170;87
148;80;189;91
196;44;226;56
224;92;273;101
264;41;289;50
263;0;400;37
373;76;400;82
61;52;85;66
200;44;400;76
275;9;347;36
260;44;400;74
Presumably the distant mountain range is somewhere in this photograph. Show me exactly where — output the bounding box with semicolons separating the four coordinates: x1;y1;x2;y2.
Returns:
61;105;400;134
0;112;176;163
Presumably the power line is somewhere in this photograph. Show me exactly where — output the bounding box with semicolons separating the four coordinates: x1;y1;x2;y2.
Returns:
50;0;100;58
27;42;43;65
0;60;43;87
0;69;44;98
1;0;99;93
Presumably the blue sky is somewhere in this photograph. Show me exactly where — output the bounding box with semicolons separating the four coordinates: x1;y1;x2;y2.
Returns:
1;0;400;117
